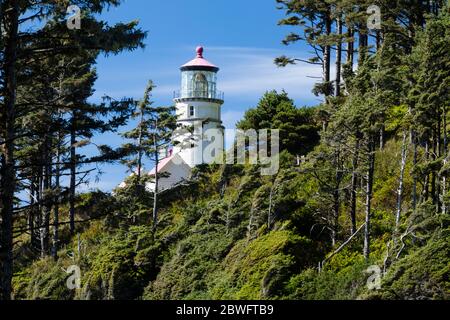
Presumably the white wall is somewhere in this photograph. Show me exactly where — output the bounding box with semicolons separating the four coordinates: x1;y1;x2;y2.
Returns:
174;99;224;168
175;100;222;121
146;154;192;192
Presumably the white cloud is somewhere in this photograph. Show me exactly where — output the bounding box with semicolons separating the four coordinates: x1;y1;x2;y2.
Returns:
93;45;327;106
206;46;323;102
141;46;326;113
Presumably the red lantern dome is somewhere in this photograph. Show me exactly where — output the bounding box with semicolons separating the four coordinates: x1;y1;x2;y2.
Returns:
181;46;219;72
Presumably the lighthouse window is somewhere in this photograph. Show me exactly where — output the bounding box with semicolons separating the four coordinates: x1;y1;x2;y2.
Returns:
193;73;208;97
189;106;195;117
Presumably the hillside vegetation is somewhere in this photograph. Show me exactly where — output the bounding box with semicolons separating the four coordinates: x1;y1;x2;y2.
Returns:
2;1;449;301
13;92;450;300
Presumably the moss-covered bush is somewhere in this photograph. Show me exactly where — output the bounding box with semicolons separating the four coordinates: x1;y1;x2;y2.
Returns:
81;225;161;300
368;231;449;300
13;258;74;300
12;138;450;301
209;228;316;300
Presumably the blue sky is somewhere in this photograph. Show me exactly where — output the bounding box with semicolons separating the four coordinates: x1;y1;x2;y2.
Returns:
83;0;324;191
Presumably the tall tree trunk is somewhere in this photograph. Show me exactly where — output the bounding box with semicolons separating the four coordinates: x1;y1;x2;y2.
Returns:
39;165;45;258
52;132;61;261
38;167;44;247
350;138;360;235
431;130;438;207
436;118;442;212
344;27;354;94
267;174;279;231
133;108;145;225
335;16;343;97
0;0;19;300
332;149;341;246
332;187;339;246
247;195;259;241
379;126;385;150
396;131;408;232
323;13;332;90
40;138;51;257
422;140;430;202
364;138;375;261
358;27;368;65
137;107;144;182
29;177;38;249
152;126;159;232
69;114;77;235
412;131;418;211
443;106;447;157
376;30;381;51
417;0;426;27
346;27;354;72
443;106;448;214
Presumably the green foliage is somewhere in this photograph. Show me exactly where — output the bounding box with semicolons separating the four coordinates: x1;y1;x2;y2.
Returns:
368;230;450;300
120;80;177;176
237;90;320;156
80;225;160;300
143;228;233;300
9;7;450;300
13;139;450;300
210;229;316;300
13;258;73;300
285;259;370;300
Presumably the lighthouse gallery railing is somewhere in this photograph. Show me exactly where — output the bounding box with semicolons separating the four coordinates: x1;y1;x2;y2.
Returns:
173;90;224;100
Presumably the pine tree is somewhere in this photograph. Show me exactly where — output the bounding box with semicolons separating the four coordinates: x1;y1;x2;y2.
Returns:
409;7;450;212
121;81;177;230
276;0;335;98
0;0;146;299
237;90;320;157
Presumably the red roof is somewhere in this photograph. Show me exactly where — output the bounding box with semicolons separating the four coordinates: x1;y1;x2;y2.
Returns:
181;46;218;70
149;154;176;175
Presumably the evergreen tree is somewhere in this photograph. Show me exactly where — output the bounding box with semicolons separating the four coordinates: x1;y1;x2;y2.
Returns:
0;0;145;299
121;81;177;230
237;90;320;158
276;0;335;98
409;7;450;212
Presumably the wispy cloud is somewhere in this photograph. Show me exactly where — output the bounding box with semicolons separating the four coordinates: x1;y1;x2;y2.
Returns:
206;46;323;103
93;45;326;106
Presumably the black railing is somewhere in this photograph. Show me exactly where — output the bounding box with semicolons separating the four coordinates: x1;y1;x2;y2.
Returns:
173;90;224;100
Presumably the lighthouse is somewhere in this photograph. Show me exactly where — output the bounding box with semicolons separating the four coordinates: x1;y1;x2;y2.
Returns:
173;46;225;168
146;47;225;192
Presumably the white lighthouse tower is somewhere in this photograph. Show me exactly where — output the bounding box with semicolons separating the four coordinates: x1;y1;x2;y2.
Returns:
173;46;225;168
145;47;225;192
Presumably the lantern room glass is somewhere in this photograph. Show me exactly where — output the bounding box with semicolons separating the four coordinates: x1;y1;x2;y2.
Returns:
181;70;217;99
